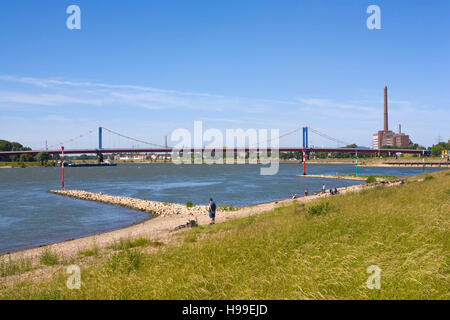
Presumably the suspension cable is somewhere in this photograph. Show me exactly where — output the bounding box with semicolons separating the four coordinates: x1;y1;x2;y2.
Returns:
101;127;168;148
46;129;95;149
308;127;352;147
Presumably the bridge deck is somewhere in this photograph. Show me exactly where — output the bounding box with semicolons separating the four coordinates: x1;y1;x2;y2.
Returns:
0;147;427;156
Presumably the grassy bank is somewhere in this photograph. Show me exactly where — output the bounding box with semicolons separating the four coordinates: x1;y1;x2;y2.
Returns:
0;161;56;168
1;170;449;299
340;174;400;183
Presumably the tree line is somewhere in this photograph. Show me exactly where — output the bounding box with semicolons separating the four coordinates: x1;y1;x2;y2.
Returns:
0;139;55;165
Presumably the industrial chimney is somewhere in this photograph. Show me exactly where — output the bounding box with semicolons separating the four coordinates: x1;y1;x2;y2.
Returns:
384;86;388;131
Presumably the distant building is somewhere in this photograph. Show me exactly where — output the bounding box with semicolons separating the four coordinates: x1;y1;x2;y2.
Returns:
372;86;410;149
114;154;150;161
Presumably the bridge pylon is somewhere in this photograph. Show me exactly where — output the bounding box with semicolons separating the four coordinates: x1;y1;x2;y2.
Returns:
302;126;308;175
302;126;308;149
98;126;103;150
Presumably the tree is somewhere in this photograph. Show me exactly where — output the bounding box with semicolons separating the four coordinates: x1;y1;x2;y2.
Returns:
430;142;450;157
36;152;50;165
10;142;24;151
19;154;34;162
0;140;12;151
0;139;32;161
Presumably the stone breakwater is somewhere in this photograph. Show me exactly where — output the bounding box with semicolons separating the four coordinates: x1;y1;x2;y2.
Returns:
50;190;209;217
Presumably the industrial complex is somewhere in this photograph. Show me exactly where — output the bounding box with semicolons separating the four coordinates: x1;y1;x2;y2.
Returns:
372;86;410;149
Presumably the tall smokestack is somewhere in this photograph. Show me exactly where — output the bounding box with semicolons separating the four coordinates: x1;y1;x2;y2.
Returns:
384;86;388;131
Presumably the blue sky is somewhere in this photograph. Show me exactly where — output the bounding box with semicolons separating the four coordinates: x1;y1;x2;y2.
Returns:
0;0;449;149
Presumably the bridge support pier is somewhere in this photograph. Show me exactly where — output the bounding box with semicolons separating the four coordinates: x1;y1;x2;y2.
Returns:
61;146;65;190
302;126;308;175
302;148;306;175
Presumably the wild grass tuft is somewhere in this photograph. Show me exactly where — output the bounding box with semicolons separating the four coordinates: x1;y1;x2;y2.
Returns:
109;237;161;251
0;256;33;277
219;204;237;211
186;201;195;208
306;201;332;216
108;249;145;274
79;244;100;257
39;248;59;266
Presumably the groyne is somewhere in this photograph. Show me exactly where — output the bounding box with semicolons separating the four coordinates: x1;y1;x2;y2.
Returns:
49;190;208;217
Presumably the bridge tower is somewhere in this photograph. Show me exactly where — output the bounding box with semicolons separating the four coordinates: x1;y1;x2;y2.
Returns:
98;126;103;149
302;126;308;175
302;127;309;149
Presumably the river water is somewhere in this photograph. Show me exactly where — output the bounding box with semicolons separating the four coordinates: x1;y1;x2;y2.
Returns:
0;163;443;254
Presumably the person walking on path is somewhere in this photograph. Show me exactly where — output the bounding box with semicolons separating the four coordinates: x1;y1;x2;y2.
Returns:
208;198;217;225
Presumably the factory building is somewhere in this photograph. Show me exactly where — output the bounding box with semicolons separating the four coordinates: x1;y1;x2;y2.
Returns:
372;86;410;149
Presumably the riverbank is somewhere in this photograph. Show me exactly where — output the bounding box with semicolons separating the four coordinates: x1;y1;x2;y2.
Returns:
1;169;448;299
1;177;405;282
0;161;56;168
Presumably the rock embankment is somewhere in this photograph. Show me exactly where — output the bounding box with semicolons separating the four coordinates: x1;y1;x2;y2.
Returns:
50;190;208;217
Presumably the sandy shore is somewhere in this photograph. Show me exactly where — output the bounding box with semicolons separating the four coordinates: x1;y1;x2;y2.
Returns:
0;178;405;269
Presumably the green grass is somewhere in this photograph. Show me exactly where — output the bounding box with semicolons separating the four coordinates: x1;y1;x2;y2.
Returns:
341;174;400;181
0;256;33;277
219;204;237;211
1;170;449;299
186;201;194;208
0;161;56;168
39;248;59;266
306;201;331;216
79;244;100;257
108;237;163;251
108;249;145;274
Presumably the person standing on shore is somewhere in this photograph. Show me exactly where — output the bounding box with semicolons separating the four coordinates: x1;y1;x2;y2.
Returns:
322;184;326;193
304;189;309;197
208;198;216;225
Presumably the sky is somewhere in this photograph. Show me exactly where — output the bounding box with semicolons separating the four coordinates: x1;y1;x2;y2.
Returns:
0;0;449;150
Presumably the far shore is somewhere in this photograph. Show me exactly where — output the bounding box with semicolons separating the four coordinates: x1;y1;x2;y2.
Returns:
2;158;448;168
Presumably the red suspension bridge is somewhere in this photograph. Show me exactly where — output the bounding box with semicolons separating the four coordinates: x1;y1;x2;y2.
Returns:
0;126;427;157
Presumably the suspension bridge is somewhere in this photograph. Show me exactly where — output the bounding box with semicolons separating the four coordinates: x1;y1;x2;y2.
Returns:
0;126;427;157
